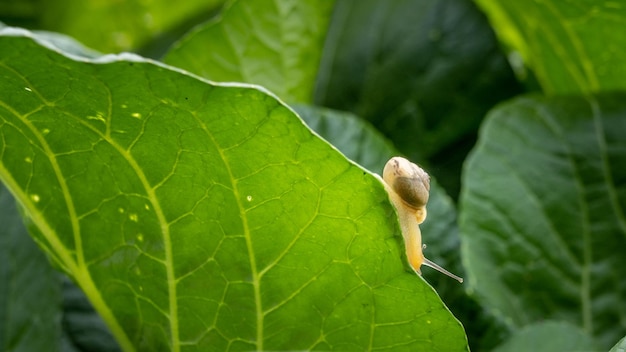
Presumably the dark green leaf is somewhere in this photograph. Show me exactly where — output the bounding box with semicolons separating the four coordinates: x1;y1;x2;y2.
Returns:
164;0;334;104
314;0;521;196
0;183;62;351
475;0;626;94
492;321;597;352
460;93;626;349
0;31;467;351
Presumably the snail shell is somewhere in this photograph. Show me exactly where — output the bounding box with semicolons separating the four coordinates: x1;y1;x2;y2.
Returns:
383;157;430;209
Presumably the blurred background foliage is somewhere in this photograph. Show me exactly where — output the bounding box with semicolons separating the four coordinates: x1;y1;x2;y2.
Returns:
2;0;625;351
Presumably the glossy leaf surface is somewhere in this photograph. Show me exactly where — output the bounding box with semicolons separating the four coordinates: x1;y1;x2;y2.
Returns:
0;30;467;351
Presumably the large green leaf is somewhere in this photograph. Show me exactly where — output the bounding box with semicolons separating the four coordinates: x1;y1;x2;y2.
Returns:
0;30;467;351
460;93;626;349
164;0;334;104
38;0;225;53
313;0;521;196
475;0;626;94
0;183;62;351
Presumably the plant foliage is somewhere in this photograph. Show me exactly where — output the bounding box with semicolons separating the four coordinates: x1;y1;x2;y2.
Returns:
1;0;625;351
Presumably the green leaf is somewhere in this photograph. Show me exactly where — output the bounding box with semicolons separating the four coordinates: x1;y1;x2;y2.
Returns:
313;0;521;195
492;321;597;352
460;93;626;349
164;0;334;104
610;335;626;352
475;0;626;94
0;183;62;351
0;30;468;351
39;0;225;52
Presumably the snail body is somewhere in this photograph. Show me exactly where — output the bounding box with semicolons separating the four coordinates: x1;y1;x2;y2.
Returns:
381;157;463;283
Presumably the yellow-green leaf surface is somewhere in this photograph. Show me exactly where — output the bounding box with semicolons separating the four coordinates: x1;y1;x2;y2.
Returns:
164;0;334;103
0;29;468;351
475;0;626;94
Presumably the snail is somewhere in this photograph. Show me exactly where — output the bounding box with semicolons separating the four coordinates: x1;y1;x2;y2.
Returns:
380;157;463;283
